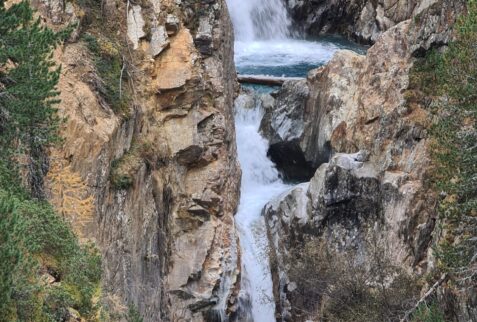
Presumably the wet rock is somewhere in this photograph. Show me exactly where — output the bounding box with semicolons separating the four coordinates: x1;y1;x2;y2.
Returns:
259;93;275;111
260;80;309;144
234;92;256;110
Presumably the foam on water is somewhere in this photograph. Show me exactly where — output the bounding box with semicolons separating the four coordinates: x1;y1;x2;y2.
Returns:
234;39;340;77
234;102;291;322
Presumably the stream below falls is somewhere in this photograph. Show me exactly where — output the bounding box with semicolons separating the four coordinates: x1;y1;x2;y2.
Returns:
226;0;365;320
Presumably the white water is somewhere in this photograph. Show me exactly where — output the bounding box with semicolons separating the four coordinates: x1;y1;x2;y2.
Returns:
234;102;290;322
226;0;355;321
227;0;291;41
234;39;339;77
226;0;354;78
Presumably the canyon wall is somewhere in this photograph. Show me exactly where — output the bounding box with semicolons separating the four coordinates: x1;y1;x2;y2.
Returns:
286;0;444;44
262;0;475;321
36;0;241;320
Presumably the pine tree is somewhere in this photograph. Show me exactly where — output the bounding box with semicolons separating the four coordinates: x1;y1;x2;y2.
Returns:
0;0;67;198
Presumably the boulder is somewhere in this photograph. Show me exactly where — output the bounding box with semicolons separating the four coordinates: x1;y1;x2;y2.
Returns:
260;79;314;181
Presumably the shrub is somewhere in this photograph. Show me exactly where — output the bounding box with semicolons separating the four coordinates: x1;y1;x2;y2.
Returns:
0;185;102;320
411;303;446;322
285;237;419;322
127;305;144;322
110;149;143;190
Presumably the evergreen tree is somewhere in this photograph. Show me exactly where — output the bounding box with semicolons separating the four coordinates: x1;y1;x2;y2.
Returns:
0;2;103;321
0;0;67;198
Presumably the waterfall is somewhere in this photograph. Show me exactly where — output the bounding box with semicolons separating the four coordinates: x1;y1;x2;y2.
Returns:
234;98;291;322
227;0;292;41
226;0;357;78
226;1;366;321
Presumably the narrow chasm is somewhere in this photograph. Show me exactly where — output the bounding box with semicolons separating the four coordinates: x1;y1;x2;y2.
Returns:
226;0;365;320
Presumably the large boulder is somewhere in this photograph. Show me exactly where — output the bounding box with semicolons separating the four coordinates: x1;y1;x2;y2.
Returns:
260;79;314;181
286;0;464;45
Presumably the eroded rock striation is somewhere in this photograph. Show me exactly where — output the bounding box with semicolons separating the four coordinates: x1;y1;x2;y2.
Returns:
38;0;241;321
263;1;473;321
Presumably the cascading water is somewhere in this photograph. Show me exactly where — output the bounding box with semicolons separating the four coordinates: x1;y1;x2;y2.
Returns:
226;0;366;321
227;0;291;41
227;0;365;77
234;101;290;322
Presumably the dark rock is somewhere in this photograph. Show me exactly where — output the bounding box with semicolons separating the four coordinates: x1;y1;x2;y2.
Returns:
260;79;314;181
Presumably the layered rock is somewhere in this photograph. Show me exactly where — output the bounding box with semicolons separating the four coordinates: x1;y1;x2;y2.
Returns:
39;0;241;321
263;1;471;321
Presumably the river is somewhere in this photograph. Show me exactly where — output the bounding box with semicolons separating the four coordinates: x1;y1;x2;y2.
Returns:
226;0;363;320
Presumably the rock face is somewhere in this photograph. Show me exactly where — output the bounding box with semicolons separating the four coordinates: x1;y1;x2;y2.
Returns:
260;80;314;181
262;0;466;182
286;0;456;44
38;0;241;321
263;1;471;321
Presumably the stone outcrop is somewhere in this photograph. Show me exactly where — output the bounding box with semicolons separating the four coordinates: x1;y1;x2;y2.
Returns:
286;0;459;45
262;0;466;182
263;1;471;321
37;0;241;321
260;80;314;181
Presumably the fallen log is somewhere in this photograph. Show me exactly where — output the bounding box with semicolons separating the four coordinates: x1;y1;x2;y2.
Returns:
237;74;305;86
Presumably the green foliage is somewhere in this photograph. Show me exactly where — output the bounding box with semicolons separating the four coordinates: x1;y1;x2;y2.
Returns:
410;0;477;283
110;158;134;190
82;33;130;115
0;184;102;320
411;303;446;322
0;1;103;320
109;142;146;190
0;0;72;198
127;305;144;322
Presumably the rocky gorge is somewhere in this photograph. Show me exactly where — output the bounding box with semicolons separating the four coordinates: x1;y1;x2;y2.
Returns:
1;0;476;321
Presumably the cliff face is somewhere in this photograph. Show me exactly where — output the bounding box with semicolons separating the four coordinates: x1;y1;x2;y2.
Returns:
262;1;473;321
38;0;241;320
286;0;444;44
